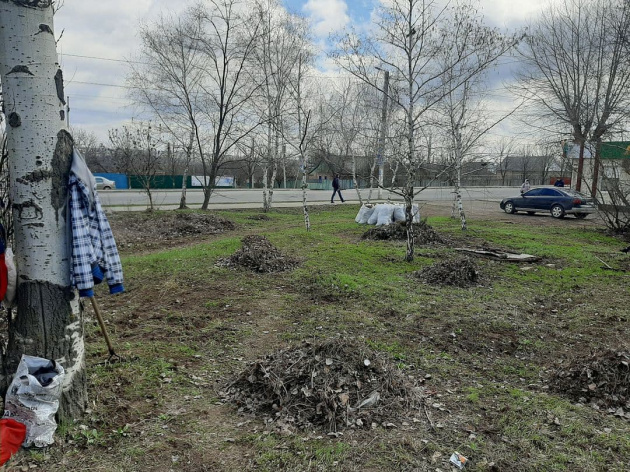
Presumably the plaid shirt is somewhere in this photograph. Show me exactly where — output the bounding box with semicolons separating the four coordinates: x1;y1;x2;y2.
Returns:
69;174;123;293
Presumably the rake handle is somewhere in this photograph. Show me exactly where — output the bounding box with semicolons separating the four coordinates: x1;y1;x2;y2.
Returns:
89;296;116;357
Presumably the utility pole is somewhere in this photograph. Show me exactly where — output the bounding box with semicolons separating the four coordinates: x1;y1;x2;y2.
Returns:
376;70;389;200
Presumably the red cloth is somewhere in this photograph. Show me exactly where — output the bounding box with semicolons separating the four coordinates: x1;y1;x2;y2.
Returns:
0;253;7;301
0;418;26;466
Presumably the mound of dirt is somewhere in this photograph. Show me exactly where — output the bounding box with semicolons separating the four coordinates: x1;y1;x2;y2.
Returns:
223;339;422;433
413;257;480;287
549;351;630;413
219;235;299;273
362;221;444;245
110;211;235;250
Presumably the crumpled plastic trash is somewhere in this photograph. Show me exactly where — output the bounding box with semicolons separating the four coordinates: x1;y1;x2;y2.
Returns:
3;355;65;447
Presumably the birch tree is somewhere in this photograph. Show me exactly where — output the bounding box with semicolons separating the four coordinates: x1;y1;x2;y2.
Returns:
0;0;86;418
334;0;515;261
332;79;373;204
252;0;306;211
109;123;163;211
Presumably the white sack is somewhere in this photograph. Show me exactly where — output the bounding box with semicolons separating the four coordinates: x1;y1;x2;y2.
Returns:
3;355;65;447
376;204;395;226
355;205;374;224
393;205;406;222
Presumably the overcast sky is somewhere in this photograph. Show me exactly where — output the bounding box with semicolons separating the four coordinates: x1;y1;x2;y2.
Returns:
54;0;553;143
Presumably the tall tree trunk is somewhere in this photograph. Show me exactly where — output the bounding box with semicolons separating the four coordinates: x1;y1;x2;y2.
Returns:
179;132;194;210
0;0;86;420
179;165;189;210
455;162;467;230
262;163;270;212
591;138;602;198
201;155;219;210
301;153;310;231
352;153;362;205
267;162;277;209
366;158;377;204
576;139;586;192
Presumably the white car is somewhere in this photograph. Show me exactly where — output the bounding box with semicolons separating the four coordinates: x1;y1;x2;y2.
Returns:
94;176;116;190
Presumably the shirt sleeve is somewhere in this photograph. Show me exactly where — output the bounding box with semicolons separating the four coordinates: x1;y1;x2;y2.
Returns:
93;192;124;287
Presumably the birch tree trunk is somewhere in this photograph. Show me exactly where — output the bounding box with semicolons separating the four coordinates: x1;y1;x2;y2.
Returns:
301;158;310;231
455;154;467;230
0;0;87;419
352;153;362;205
366;158;377;204
179;132;194;210
388;160;399;203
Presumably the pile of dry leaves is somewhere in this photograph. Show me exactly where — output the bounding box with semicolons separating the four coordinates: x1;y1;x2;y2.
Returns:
549;351;630;416
110;211;235;250
362;221;444;245
413;257;480;288
218;235;299;273
223;339;422;433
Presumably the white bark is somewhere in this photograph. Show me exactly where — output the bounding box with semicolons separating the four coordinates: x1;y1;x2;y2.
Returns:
352;154;362;205
0;0;86;417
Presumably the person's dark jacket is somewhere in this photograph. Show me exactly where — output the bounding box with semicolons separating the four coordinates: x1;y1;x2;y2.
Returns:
332;177;340;190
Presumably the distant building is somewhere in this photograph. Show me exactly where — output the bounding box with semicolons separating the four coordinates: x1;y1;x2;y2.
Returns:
571;141;630;193
496;155;562;186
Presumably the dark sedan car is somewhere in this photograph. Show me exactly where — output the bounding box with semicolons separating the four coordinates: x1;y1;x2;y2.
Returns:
500;187;597;219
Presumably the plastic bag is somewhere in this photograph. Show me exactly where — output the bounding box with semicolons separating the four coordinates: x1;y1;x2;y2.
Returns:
355;205;374;224
376;204;395;226
3;355;65;448
412;203;421;223
393;205;406;222
367;205;380;225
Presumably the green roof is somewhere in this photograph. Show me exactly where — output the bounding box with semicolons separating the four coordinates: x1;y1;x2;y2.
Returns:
601;141;630;160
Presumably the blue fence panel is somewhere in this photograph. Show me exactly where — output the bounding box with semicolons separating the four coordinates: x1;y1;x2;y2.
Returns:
94;173;128;189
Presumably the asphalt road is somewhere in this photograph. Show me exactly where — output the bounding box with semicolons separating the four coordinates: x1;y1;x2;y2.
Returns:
100;186;520;211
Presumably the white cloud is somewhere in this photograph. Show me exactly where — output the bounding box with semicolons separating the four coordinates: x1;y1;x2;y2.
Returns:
303;0;350;37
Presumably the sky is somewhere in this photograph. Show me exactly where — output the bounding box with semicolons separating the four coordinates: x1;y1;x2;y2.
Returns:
53;0;554;144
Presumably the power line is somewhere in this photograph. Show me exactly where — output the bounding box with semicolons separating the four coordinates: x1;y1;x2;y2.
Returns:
66;80;130;89
62;53;147;65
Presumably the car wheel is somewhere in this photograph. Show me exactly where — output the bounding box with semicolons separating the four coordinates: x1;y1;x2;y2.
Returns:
503;201;515;214
527;211;535;215
550;204;565;219
575;213;587;219
103;186;112;190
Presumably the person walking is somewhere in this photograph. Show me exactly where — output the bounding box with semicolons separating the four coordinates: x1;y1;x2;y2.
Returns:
520;179;530;194
331;174;344;203
554;178;565;187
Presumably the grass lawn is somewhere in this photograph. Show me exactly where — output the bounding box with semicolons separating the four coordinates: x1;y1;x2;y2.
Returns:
7;205;629;471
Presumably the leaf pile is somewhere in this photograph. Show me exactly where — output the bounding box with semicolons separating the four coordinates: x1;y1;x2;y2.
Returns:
413;257;480;287
549;351;630;415
110;211;235;251
362;221;444;245
223;339;422;433
219;235;299;273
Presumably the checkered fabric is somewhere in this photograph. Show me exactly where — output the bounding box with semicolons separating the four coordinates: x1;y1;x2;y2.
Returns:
69;175;123;292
